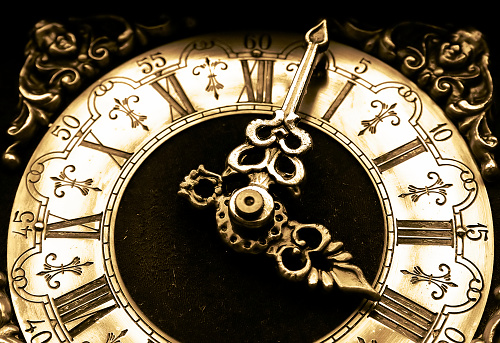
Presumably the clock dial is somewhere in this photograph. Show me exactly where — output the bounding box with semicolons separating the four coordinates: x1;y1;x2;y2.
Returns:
7;28;493;343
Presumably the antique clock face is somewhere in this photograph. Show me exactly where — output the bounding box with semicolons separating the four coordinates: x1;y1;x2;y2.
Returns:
5;21;494;343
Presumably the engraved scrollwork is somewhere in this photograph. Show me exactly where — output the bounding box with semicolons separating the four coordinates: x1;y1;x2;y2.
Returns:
334;21;499;180
2;15;186;168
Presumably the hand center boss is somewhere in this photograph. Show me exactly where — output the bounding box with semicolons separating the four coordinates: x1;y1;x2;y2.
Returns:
179;20;379;300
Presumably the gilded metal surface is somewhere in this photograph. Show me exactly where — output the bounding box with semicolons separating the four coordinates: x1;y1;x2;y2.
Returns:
1;15;182;169
5;27;494;343
178;21;378;300
334;21;499;181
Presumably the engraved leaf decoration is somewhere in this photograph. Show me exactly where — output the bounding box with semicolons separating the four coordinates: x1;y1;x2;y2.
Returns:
330;262;380;300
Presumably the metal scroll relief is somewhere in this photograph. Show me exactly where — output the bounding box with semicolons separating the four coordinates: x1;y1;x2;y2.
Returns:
334;20;499;181
1;15;188;168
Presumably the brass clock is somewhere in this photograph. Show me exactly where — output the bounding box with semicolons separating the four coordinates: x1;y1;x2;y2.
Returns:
1;12;499;343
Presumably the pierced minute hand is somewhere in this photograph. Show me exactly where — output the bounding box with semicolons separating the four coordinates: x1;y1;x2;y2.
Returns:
281;19;329;120
246;20;328;157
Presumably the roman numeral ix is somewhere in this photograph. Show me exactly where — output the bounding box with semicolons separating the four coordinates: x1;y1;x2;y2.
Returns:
45;212;103;240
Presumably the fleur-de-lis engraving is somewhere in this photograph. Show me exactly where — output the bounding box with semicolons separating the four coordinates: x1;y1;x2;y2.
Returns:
358;101;399;135
83;329;128;343
401;263;458;299
109;95;149;130
398;171;453;205
193;57;228;99
37;253;93;289
51;165;102;198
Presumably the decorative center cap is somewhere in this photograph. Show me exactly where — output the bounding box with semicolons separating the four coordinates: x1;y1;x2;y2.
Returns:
234;188;264;218
229;186;274;229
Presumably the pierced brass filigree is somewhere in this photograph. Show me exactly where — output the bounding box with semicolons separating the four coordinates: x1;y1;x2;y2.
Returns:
179;21;379;300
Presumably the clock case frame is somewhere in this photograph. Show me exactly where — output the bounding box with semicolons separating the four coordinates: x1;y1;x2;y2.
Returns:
0;13;499;342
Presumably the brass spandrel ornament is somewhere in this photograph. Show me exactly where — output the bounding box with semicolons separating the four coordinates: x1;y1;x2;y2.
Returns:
1;14;498;343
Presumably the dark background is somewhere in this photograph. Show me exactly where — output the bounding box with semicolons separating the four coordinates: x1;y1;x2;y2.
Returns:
1;2;499;341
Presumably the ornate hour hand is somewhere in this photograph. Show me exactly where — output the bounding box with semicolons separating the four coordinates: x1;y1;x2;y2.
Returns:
179;20;380;301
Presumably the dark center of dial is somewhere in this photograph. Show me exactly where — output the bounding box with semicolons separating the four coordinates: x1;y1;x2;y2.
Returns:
114;113;385;343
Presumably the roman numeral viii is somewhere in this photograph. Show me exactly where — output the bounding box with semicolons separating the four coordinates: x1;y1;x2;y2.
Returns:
151;73;195;120
54;275;117;338
238;59;274;103
370;288;437;342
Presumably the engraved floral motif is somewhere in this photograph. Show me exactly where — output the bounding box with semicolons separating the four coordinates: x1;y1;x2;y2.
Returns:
358;101;399;135
51;165;102;197
398;171;453;205
193;57;228;100
82;329;128;343
36;253;93;289
109;96;148;131
401;263;458;300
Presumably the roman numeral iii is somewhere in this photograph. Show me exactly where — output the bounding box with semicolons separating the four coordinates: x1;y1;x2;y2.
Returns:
396;219;454;247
